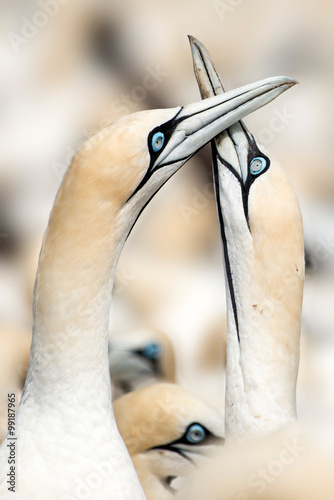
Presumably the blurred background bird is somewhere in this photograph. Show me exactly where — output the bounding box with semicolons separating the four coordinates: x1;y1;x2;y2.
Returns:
180;423;334;500
109;327;176;398
0;0;334;495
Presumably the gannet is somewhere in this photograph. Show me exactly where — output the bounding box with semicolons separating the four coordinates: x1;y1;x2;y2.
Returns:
181;423;334;500
189;36;304;441
109;328;176;397
113;383;224;500
0;71;296;498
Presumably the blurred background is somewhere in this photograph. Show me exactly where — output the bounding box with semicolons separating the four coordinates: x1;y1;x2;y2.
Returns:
0;0;334;472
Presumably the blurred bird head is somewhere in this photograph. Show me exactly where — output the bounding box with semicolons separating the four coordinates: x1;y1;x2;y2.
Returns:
109;328;176;395
113;383;225;500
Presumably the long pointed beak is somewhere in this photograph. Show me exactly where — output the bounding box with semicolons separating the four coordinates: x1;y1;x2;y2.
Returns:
157;73;296;168
188;34;227;98
188;35;297;181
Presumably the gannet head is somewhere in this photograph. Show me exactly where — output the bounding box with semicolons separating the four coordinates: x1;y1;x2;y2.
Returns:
109;328;176;395
213;123;304;324
113;383;224;500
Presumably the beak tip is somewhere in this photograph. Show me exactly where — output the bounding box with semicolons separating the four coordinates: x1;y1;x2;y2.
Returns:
286;78;299;86
188;34;203;53
281;77;299;87
284;79;299;92
187;34;197;43
272;76;299;93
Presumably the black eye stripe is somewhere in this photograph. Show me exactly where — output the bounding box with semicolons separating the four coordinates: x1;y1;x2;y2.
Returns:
148;422;223;454
147;121;176;159
127;109;183;203
247;149;270;182
147;106;184;160
214;132;271;233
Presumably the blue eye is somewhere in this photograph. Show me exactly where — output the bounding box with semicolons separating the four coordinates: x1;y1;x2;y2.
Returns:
186;424;206;444
141;343;162;360
152;132;165;152
250;157;267;175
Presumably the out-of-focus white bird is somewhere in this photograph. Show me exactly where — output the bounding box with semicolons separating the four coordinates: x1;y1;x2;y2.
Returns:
180;423;334;500
190;36;303;441
113;383;224;500
109;327;176;398
0;72;292;499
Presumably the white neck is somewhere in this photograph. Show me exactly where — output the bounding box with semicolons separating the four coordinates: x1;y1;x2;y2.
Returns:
216;163;304;442
224;266;300;441
27;193;126;403
2;157;146;499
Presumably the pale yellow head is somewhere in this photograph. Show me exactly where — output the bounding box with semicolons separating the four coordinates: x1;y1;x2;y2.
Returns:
113;383;224;500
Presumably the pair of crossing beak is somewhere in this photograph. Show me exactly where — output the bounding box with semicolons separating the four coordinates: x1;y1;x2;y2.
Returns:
128;35;297;203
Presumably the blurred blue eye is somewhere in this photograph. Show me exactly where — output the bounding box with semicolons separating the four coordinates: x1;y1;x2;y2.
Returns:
152;132;165;152
250;157;267;175
141;343;161;360
186;424;206;444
